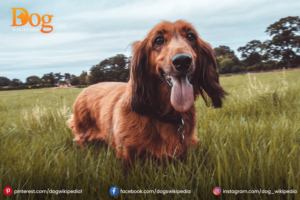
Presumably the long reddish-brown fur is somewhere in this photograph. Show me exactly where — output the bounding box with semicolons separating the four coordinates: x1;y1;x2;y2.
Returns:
68;20;226;165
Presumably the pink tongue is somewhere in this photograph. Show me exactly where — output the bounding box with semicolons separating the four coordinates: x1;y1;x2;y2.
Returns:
170;76;194;112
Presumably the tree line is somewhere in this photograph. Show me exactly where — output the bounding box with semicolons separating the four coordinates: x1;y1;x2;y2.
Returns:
0;54;130;88
0;73;73;87
1;16;299;89
70;54;130;86
215;16;300;73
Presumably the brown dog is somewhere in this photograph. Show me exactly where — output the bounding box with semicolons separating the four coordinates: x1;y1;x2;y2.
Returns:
68;20;226;165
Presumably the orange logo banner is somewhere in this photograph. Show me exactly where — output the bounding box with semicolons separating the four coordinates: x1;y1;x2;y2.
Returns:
11;8;53;33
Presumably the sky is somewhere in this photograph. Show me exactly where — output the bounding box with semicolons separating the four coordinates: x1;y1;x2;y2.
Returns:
1;0;300;82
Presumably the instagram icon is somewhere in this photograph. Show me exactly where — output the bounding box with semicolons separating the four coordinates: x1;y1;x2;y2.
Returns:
213;187;221;195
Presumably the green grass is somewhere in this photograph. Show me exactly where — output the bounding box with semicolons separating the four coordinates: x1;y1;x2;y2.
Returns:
1;70;300;200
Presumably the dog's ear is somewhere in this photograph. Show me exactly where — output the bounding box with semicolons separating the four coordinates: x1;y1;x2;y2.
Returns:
191;39;227;108
129;39;154;115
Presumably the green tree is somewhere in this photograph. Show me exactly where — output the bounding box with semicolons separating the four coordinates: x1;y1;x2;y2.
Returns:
214;45;236;72
220;59;234;73
70;76;80;85
42;73;55;84
111;54;130;82
89;65;105;84
231;56;241;66
214;45;235;58
0;77;10;86
238;40;263;67
54;73;63;82
89;54;130;84
26;76;40;85
64;73;71;80
85;75;92;85
231;65;246;73
10;79;22;87
79;71;88;85
264;16;300;68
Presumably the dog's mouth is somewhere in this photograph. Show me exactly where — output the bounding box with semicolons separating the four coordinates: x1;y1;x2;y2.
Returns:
159;69;194;112
161;69;173;88
160;69;192;88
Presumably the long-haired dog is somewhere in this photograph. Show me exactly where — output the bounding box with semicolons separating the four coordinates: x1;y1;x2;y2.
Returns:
68;20;226;165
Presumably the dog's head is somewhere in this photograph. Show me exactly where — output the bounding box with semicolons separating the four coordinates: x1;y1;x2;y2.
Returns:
129;20;226;115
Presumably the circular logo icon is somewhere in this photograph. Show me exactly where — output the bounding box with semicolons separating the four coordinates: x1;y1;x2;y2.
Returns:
213;187;221;195
110;186;119;196
3;186;13;196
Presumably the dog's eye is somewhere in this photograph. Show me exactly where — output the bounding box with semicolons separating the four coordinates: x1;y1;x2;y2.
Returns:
154;36;165;46
187;33;196;41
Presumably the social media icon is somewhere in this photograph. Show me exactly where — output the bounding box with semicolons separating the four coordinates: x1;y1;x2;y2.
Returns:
110;186;119;196
3;186;13;196
213;187;221;195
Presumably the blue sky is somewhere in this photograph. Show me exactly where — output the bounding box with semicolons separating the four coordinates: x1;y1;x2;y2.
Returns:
1;0;300;82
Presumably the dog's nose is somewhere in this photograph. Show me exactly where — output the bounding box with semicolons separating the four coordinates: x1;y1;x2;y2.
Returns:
171;53;192;71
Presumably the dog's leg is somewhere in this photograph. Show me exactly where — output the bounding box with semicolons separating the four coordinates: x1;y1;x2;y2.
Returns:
68;92;99;147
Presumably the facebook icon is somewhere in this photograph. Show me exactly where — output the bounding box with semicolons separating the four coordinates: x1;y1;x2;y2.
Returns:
110;186;119;196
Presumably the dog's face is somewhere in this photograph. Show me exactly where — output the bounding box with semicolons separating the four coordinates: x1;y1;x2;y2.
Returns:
130;20;226;115
149;21;198;112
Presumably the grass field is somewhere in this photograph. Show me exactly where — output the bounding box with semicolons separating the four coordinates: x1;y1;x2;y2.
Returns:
1;69;300;200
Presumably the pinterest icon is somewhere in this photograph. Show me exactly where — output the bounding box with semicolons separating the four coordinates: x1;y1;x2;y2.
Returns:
3;187;13;196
